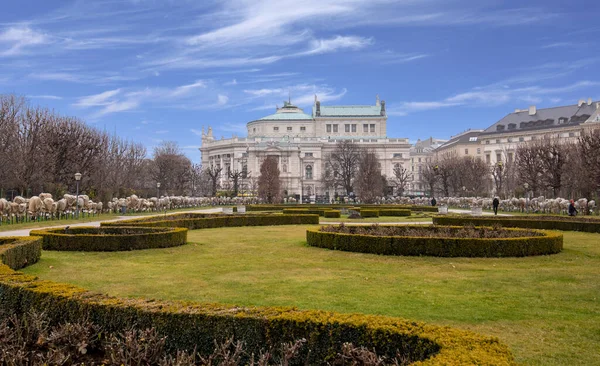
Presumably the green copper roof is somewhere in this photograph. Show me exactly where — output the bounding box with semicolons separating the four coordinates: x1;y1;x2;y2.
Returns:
257;112;313;121
314;105;383;117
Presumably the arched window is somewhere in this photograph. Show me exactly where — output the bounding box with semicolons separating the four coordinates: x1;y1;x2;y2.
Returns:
305;165;313;180
282;164;288;173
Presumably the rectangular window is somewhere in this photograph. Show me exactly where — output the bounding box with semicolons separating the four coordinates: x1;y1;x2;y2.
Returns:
418;165;422;172
305;152;313;157
287;126;292;131
508;153;514;163
363;124;368;133
253;128;256;133
351;124;356;132
569;132;575;137
519;137;524;142
496;139;500;144
273;127;279;131
418;158;421;162
507;138;513;142
485;140;490;144
496;153;502;162
486;155;491;164
465;148;469;155
300;126;306;131
370;124;375;132
477;148;481;154
393;153;402;158
411;166;414;171
326;124;331;133
345;124;350;132
333;124;338;132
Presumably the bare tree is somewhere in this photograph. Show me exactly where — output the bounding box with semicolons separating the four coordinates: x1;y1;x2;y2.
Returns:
152;141;192;195
355;150;384;203
321;140;362;195
391;163;411;196
258;156;281;203
421;163;439;197
205;165;223;197
515;140;546;196
577;130;600;198
228;169;245;197
434;153;457;197
539;138;568;197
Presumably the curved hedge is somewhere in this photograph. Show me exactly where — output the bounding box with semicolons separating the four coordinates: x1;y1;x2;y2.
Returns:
378;209;412;217
0;237;42;270
282;208;331;216
246;204;435;212
30;226;188;251
433;215;600;233
361;210;379;218
0;262;515;365
307;225;563;257
101;213;319;230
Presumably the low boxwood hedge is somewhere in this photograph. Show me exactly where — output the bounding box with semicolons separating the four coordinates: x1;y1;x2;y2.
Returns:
282;208;330;216
29;226;188;251
378;209;411;217
361;210;379;218
324;210;341;218
433;215;600;233
0;237;42;270
306;225;563;257
101;213;319;230
246;204;435;212
0;262;515;365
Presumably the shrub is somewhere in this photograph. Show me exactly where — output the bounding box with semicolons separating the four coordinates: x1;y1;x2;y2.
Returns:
307;225;563;257
0;263;515;365
361;210;379;218
324;210;341;218
433;215;600;233
0;237;42;270
29;227;188;252
283;208;330;216
101;213;319;230
378;209;411;217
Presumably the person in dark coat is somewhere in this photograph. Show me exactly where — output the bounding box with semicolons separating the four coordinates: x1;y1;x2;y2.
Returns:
568;200;578;216
431;197;437;206
492;197;499;215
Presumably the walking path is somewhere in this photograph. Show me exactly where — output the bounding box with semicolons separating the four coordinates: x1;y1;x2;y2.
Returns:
0;207;223;237
1;207;512;237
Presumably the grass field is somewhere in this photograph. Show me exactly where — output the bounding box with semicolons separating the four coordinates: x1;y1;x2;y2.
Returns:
22;225;600;365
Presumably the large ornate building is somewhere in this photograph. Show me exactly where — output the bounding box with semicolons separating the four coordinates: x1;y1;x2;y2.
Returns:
200;96;411;201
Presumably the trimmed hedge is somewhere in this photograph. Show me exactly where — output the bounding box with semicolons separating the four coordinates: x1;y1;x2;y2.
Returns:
0;262;516;365
246;204;435;212
0;237;42;270
361;210;379;218
101;213;319;230
378;209;411;217
282;208;330;216
433;215;600;233
306;225;563;257
324;210;341;218
30;226;188;252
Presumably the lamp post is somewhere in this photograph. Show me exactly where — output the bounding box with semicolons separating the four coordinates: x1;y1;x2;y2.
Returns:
74;172;82;218
156;182;161;198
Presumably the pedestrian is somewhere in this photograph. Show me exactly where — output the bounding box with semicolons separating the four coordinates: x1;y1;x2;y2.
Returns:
431;197;437;206
568;199;578;216
492;197;499;215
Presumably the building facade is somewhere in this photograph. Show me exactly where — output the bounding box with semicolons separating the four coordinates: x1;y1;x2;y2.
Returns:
407;137;447;195
200;96;411;201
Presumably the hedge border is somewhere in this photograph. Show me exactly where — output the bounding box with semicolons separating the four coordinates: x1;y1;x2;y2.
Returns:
101;213;319;230
433;215;600;233
246;204;437;212
361;210;380;218
282;208;331;216
30;226;188;252
0;261;515;365
324;210;341;218
378;209;411;217
0;237;42;270
306;225;563;257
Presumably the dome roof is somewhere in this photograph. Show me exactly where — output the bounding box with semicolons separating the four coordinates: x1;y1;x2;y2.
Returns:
251;101;313;122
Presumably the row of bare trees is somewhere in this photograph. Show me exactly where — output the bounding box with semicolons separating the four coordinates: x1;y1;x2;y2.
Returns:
0;95;210;202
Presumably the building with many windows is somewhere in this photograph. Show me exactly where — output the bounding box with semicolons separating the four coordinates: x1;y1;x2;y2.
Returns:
407;137;447;195
200;96;411;201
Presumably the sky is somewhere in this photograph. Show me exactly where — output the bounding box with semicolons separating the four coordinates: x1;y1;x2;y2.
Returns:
1;0;599;163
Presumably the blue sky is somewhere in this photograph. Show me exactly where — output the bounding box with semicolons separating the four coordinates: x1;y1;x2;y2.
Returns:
1;0;599;162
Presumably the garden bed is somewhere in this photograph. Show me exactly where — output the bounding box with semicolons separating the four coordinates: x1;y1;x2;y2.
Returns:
307;224;563;257
30;226;187;251
433;215;600;233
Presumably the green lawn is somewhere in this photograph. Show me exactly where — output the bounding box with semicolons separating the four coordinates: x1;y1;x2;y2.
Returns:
22;226;600;365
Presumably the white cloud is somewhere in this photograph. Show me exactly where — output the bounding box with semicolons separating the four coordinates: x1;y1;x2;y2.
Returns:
300;35;372;56
190;128;204;136
0;27;49;56
27;94;63;100
217;94;229;105
224;79;237;86
74;89;121;107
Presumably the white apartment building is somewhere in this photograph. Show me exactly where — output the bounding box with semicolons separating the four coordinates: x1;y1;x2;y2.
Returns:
200;96;411;201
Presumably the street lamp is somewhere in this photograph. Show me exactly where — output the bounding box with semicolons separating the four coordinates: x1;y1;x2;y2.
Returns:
156;182;161;198
74;172;82;218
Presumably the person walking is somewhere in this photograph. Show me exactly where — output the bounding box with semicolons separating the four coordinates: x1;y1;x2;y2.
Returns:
431;197;437;206
568;200;578;216
492;197;499;215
